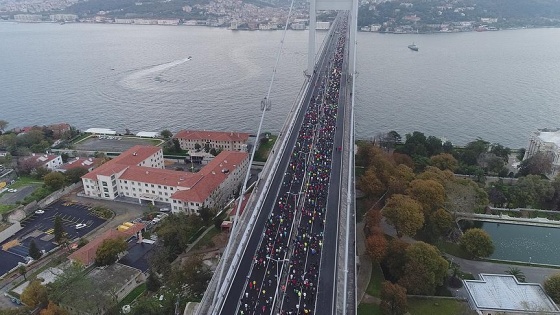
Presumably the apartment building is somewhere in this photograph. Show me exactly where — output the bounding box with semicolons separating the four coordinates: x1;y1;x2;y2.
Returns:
25;154;63;170
174;130;250;152
81;145;249;214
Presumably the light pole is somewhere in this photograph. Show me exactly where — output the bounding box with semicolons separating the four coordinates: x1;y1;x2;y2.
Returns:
266;255;289;314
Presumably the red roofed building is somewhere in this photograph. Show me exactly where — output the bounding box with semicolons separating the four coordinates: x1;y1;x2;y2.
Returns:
25;153;63;170
68;223;145;266
57;157;100;173
81;145;249;214
174;130;250;152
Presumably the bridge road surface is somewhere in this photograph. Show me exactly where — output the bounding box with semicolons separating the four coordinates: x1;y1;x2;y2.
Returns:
219;15;349;315
314;17;350;315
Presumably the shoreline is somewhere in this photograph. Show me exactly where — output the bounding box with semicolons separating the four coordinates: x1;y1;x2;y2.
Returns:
1;19;560;34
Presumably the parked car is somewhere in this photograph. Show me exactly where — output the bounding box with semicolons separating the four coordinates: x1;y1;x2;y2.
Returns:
75;223;87;229
159;207;170;212
7;188;17;193
35;210;45;214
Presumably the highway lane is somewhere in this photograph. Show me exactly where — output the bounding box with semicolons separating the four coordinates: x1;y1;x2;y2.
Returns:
219;14;349;315
314;18;349;315
219;20;341;315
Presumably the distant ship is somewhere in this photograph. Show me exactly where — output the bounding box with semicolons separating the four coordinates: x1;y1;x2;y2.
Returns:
408;43;419;51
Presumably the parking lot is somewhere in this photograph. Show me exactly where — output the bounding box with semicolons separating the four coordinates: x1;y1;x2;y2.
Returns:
74;136;163;152
0;201;107;276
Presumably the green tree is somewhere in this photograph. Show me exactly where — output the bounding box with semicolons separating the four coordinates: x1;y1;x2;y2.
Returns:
399;242;448;295
64;167;88;184
460;228;494;258
53;215;65;244
430;153;458;172
160;129;173;139
380;281;408;315
95;237;127;266
383;239;409;279
21;280;48;308
406;179;445;213
383;194;424;238
146;271;161;292
168;255;212;300
518;152;553;177
194;143;201;151
172;138;181;152
28;239;41;260
198;206;213;224
545;273;560;303
18;265;27;280
44;171;65;190
0;119;8;132
428;208;454;237
505;267;526;283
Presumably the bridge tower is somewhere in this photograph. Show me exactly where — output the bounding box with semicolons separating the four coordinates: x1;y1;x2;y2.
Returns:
307;0;358;76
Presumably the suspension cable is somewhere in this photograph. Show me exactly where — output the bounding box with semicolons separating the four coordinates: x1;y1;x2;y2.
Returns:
211;0;298;311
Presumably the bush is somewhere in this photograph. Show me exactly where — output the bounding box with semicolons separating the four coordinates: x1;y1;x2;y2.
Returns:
545;273;560;303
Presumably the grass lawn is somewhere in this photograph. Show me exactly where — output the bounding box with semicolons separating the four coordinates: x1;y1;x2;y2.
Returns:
366;262;384;298
254;134;277;162
435;240;470;259
11;176;42;189
191;227;221;251
0;204;16;214
358;303;381;315
119;283;147;307
408;297;469;315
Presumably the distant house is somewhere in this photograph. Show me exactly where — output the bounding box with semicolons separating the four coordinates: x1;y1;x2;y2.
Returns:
463;274;560;314
48;123;71;138
25;154;63;171
68;223;145;266
57;157;99;173
174;130;250;152
523;128;560;178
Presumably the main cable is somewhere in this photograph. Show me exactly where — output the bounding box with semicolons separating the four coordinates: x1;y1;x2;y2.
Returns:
211;0;298;312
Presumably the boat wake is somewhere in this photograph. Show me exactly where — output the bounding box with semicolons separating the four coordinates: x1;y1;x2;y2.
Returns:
120;56;193;92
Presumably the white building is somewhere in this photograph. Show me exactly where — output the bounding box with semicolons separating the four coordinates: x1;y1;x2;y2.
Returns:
26;154;63;170
316;21;330;30
14;14;42;22
57;157;99;173
81;145;249;214
524;128;560;178
49;14;77;21
84;128;117;135
463;274;560;314
174;130;250;152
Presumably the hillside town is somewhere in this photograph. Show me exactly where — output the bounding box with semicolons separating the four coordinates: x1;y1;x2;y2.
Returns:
2;0;560;31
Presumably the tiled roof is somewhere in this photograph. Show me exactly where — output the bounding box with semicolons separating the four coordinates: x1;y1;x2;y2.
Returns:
68;223;145;266
174;130;250;143
26;154;59;165
171;151;248;203
59;157;99;171
81;145;160;180
120;166;203;188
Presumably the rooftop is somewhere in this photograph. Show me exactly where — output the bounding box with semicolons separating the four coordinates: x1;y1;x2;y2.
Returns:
537;128;560;146
82;145;160;180
174;129;250;143
464;274;560;313
58;157;98;171
68;223;145;266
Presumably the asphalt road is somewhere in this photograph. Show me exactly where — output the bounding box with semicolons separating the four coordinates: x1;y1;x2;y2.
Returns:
0;185;37;205
219;15;349;315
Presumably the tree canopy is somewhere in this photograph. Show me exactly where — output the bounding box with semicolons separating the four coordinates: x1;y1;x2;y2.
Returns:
380;281;408;315
44;172;66;191
382;194;424;238
95;237;127;266
460;228;494;258
545;273;560;303
21;280;48;308
399;242;448;295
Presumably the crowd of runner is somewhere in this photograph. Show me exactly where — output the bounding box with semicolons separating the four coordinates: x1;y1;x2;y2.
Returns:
237;19;347;315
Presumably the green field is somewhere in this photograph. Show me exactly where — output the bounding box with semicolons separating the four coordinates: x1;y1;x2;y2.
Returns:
254;134;277;162
366;262;384;297
358;303;381;315
408;297;471;315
